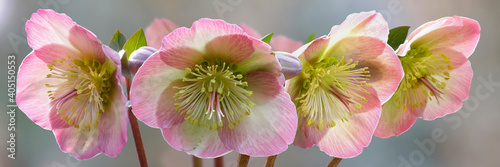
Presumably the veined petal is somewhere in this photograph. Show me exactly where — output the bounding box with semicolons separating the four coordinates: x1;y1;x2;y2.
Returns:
329;11;389;44
145;18;179;49
17;51;67;130
375;97;419;138
420;49;472;120
204;34;255;64
304;97;380;158
162;121;231;158
97;70;127;157
399;16;481;58
293;117;315;148
68;25;106;62
53;128;100;160
130;52;186;128
26;9;76;50
218;72;297;156
327;37;403;103
235;37;281;75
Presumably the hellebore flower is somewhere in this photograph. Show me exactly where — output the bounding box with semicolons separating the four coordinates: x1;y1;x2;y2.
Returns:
130;18;297;158
145;18;179;49
16;9;127;159
287;11;403;158
375;16;481;138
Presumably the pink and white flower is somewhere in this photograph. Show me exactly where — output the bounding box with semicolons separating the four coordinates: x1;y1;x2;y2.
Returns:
287;11;403;158
16;9;127;160
375;16;481;138
130;18;297;158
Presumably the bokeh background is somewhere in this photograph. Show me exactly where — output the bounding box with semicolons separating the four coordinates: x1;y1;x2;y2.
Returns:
1;0;499;166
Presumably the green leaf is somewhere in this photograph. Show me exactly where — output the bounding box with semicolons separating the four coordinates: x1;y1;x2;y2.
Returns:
388;26;410;50
261;32;274;45
123;28;147;59
109;29;127;51
306;32;316;43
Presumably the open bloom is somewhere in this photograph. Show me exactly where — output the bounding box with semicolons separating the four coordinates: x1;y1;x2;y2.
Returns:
375;16;481;138
287;11;403;158
16;9;127;159
130;18;297;157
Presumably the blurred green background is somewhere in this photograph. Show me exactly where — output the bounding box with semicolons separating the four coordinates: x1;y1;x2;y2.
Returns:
1;0;499;166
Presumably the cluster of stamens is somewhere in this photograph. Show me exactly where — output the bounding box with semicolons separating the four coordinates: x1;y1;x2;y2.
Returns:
46;56;114;131
396;47;454;111
174;60;254;130
296;56;371;130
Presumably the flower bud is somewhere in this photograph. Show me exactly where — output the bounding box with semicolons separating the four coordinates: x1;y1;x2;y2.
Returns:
128;46;157;76
274;51;302;80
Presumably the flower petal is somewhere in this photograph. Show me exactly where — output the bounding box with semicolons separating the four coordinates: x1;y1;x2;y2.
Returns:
375;97;419;138
204;34;255;64
26;9;76;50
97;70;127;157
161;121;231;158
269;35;303;53
53;128;100;160
399;16;481;58
130;52;186;128
159;46;205;70
68;25;105;62
329;11;389;44
145;18;179;49
293;117;315;148
17;51;69;130
218;72;297;156
421;49;472;120
235;38;280;75
303;86;381;158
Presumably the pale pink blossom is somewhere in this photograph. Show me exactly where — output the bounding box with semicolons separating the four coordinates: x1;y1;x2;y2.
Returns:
16;9;127;160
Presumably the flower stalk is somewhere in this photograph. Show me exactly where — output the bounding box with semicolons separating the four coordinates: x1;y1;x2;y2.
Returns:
327;157;342;167
265;155;278;167
126;78;148;167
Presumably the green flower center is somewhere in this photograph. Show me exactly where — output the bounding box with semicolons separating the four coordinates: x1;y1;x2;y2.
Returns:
396;47;454;111
296;57;371;130
174;60;254;130
46;56;116;131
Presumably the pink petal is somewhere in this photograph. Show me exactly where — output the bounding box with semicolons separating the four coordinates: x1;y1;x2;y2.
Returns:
145;18;179;49
239;23;262;39
17;51;68;130
53;128;100;160
329;11;389;43
68;25;105;62
293;117;315;148
204;34;255;64
269;35;304;53
161;122;231;158
303;36;330;65
97;70;128;157
160;46;205;70
130;52;186;128
375;97;419;138
303;86;381;158
161;19;247;52
26;9;76;50
421;49;472;120
235;37;280;75
399;16;481;58
218;72;297;156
